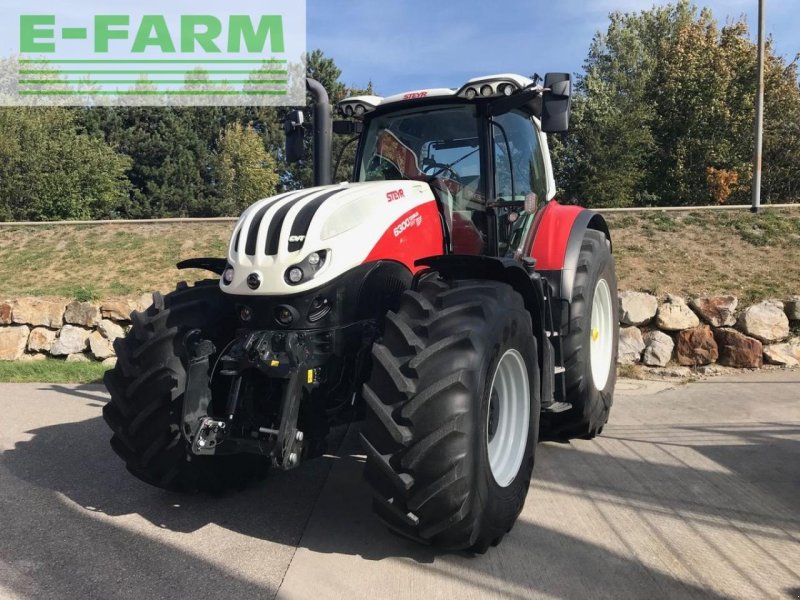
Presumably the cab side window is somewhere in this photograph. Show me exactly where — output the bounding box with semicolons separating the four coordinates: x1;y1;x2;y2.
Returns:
492;111;548;256
492;111;547;202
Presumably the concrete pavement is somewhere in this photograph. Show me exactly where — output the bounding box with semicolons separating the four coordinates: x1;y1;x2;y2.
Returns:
0;371;798;599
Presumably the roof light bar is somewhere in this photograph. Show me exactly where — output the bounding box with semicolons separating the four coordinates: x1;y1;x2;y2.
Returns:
455;73;534;100
336;95;383;119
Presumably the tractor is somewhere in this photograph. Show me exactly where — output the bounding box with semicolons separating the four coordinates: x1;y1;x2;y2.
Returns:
103;72;619;552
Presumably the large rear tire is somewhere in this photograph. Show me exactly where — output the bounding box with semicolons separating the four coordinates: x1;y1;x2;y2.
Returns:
542;230;618;441
102;281;269;493
362;277;540;551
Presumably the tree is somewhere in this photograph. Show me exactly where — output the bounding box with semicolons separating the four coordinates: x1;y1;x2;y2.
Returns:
213;122;279;214
0;107;131;221
555;1;800;206
761;48;800;203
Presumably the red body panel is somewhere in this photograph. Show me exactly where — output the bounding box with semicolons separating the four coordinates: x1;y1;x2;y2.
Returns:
529;201;584;270
363;200;444;273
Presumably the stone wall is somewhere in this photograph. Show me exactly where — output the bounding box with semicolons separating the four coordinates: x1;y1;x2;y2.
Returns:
0;295;150;363
618;292;800;370
1;291;799;371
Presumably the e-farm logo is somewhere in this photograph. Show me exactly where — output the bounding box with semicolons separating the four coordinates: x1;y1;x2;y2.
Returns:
2;1;305;106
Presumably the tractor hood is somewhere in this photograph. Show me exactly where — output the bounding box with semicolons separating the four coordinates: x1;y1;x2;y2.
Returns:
221;180;443;296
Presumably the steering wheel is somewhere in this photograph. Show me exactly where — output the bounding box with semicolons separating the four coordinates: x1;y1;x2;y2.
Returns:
423;163;462;185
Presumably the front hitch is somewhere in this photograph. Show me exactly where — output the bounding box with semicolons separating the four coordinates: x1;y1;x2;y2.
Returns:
220;330;316;469
182;330;222;455
181;327;325;468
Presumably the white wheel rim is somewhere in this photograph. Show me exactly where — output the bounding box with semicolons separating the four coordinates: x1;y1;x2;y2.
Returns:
487;349;530;488
590;278;614;390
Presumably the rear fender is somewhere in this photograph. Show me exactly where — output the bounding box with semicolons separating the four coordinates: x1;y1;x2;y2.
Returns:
527;201;611;302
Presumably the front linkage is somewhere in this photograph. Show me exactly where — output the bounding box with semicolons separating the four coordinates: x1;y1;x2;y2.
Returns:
181;322;374;469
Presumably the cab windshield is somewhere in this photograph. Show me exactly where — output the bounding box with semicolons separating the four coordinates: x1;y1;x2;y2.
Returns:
357;105;487;253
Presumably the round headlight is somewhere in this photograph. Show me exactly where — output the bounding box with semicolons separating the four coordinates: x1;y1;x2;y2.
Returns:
465;87;477;100
307;252;321;267
480;84;494;97
354;104;366;116
222;267;234;285
287;267;304;284
502;83;514;96
344;104;353;116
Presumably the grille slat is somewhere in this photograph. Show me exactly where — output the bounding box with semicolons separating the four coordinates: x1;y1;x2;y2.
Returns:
287;188;347;252
264;190;322;256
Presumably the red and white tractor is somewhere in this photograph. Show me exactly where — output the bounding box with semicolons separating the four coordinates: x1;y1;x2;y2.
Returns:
103;72;619;552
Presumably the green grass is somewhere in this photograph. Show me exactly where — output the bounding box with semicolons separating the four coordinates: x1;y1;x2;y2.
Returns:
0;358;109;383
0;222;231;299
603;207;800;301
0;208;798;303
639;212;680;233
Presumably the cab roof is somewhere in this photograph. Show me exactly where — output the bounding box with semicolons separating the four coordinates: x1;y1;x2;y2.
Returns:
337;73;536;118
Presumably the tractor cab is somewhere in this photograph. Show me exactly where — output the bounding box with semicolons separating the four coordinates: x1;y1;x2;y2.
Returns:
336;73;571;258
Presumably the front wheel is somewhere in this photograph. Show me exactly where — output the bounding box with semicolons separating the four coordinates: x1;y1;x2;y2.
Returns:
361;277;541;551
102;282;269;493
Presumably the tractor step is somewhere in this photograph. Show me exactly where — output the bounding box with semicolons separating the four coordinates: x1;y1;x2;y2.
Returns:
542;401;572;414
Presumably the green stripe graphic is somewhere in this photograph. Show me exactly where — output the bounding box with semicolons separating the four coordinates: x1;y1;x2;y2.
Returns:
19;79;288;85
19;70;287;75
18;90;288;96
19;59;288;64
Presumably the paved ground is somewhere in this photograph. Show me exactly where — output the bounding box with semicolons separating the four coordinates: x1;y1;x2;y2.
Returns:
0;371;798;600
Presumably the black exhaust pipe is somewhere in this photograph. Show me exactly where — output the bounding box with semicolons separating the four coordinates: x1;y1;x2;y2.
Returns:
306;78;332;187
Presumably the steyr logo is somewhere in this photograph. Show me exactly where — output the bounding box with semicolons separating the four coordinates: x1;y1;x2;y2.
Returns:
3;0;306;107
386;188;405;202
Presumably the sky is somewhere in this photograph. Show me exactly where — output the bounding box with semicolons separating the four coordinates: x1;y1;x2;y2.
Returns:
307;0;799;96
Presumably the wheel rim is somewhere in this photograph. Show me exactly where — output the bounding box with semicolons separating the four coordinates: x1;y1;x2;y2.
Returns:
487;349;530;488
590;278;614;390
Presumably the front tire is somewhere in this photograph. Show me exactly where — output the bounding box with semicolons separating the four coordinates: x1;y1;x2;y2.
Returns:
361;278;541;551
102;282;269;493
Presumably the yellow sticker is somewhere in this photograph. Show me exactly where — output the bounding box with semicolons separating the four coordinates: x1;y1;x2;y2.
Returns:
307;369;314;384
270;360;280;367
591;329;600;342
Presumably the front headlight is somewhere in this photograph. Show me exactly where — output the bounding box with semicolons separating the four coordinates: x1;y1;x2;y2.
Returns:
284;251;328;286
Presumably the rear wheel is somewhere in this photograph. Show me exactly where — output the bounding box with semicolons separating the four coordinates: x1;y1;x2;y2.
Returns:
542;230;618;441
361;277;540;551
103;282;269;493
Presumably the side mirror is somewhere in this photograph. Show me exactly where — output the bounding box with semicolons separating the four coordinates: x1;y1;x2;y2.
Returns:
284;109;305;163
541;73;571;133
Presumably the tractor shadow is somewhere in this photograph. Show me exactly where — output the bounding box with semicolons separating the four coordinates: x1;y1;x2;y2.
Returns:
2;395;344;549
3;409;731;599
3;385;799;598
